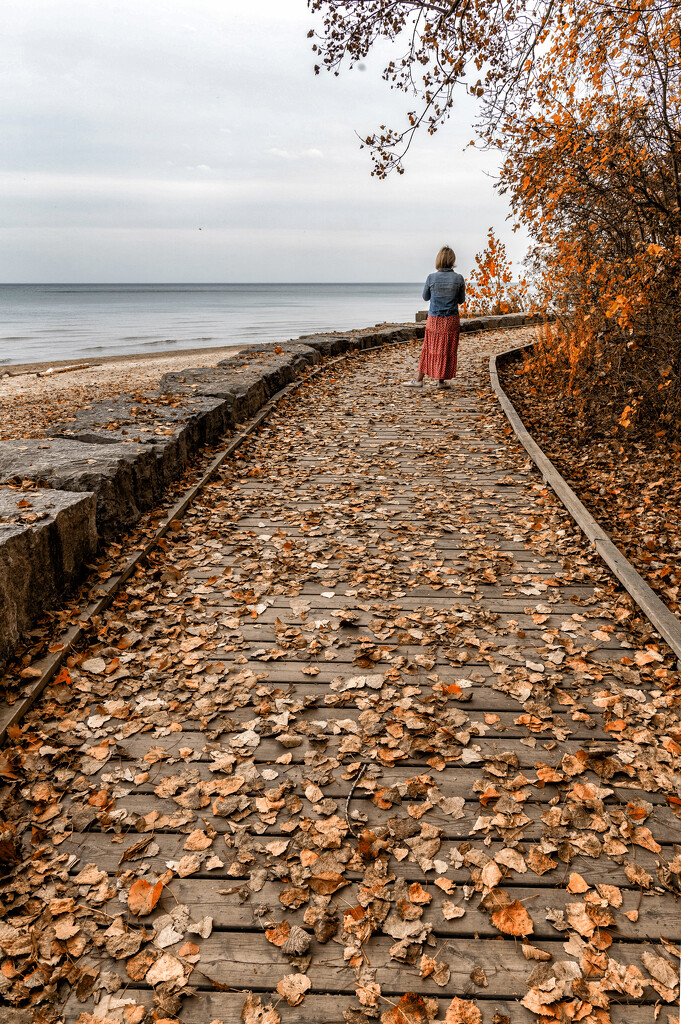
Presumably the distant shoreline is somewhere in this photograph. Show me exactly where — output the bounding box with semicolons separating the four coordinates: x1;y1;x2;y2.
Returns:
3;342;244;376
0;283;422;368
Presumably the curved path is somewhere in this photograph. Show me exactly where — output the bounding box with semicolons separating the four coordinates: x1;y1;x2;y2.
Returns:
3;331;680;1024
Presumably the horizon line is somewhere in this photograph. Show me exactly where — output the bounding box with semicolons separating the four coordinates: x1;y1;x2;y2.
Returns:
0;281;423;287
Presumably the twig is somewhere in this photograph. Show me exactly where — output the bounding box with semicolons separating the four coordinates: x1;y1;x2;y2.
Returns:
345;761;371;837
36;363;92;377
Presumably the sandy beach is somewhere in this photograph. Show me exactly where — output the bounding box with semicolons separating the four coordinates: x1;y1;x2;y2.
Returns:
0;343;245;440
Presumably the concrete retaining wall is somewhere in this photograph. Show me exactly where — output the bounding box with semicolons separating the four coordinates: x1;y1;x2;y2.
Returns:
0;313;541;669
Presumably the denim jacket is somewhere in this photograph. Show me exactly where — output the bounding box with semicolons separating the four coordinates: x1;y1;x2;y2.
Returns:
423;269;466;317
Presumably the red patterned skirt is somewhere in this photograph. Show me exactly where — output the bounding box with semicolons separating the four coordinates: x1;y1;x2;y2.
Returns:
418;314;460;380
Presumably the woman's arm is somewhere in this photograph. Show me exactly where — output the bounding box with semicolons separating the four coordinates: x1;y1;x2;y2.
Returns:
458;277;466;305
422;276;432;302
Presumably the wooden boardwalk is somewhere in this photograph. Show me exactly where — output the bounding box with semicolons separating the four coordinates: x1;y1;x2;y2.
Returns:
7;333;680;1023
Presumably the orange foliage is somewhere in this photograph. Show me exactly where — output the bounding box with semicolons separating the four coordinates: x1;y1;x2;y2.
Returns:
463;228;528;316
497;3;681;434
310;0;680;434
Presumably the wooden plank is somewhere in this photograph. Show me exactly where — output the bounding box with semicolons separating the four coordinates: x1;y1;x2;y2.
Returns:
196;644;637;669
61;991;674;1024
66;792;681;841
65;931;663;998
109;738;660;790
177;586;615;609
145;877;679;942
107;671;619;713
102;706;611;742
61;832;669;887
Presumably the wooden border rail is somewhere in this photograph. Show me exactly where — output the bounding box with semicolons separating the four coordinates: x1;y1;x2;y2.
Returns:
491;343;681;663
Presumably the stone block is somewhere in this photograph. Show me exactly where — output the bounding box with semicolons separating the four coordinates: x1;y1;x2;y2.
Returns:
47;393;230;486
0;438;166;539
296;333;356;357
160;366;264;422
161;343;321;422
218;342;321;402
357;326;417;348
0;487;97;665
48;392;230;447
300;325;422;357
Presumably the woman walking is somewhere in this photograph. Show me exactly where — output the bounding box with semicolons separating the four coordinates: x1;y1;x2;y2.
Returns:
404;246;465;389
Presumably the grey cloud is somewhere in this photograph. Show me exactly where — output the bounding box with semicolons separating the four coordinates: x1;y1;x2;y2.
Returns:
0;0;528;281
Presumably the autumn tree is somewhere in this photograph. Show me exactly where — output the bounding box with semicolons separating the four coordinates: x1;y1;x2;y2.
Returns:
306;0;643;176
496;3;681;431
464;228;527;316
308;0;681;436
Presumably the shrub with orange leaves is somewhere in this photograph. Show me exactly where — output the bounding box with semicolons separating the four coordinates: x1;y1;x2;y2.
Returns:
492;0;681;435
463;227;528;316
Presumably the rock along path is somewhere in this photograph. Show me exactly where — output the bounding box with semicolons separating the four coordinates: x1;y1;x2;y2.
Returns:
2;330;680;1024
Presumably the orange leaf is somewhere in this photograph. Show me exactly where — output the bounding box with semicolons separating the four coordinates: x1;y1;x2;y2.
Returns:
128;878;164;916
444;997;483;1024
491;899;534;936
381;993;433;1024
265;921;291;947
309;871;349;895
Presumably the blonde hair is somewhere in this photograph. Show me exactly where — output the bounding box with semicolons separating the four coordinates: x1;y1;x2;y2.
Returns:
435;246;456;270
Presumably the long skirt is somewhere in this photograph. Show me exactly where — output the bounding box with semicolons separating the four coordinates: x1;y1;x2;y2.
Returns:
418;314;460;380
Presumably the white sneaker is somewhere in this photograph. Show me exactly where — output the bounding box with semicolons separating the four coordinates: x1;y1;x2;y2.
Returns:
402;379;423;388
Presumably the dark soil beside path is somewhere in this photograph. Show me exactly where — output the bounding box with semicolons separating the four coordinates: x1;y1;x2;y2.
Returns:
501;353;681;618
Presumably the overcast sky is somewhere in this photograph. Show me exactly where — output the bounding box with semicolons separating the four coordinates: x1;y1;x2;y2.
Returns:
0;0;528;283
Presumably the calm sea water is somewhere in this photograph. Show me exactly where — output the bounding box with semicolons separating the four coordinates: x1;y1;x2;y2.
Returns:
0;283;422;366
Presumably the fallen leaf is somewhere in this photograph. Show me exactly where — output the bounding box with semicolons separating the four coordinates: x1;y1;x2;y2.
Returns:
275;973;311;1006
128;879;164;917
491;899;534;936
444;997;483;1024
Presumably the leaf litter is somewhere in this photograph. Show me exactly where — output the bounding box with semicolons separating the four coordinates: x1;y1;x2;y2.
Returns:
0;329;679;1023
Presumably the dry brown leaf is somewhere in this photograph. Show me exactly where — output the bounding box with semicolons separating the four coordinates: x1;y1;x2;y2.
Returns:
127;878;164;917
275;973;311;1006
641;952;679;994
522;943;552;962
126;949;158;982
481;861;503;889
566;872;589;894
381;993;435;1024
145;953;186;987
309;871;349;895
265;921;291;947
491;899;534;936
241;993;282;1024
420;954;450;986
444;997;483;1024
183;830;213;851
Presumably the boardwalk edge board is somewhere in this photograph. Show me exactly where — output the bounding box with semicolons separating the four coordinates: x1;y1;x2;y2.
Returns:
0;312;541;739
491;344;681;663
